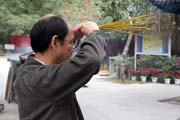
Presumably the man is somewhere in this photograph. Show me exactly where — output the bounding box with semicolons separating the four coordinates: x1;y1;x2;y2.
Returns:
14;14;107;120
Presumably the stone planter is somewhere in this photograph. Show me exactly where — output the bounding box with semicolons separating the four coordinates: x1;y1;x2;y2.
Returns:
0;104;4;112
174;79;180;85
152;77;158;83
164;78;171;84
141;76;147;82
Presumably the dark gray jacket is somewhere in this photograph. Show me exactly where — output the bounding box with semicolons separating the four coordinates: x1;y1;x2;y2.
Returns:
14;30;107;120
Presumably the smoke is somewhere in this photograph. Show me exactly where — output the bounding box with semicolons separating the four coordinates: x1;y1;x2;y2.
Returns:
18;41;32;54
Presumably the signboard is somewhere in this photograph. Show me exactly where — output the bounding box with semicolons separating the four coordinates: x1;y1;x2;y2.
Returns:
136;35;170;56
134;34;171;70
10;35;30;52
4;44;15;51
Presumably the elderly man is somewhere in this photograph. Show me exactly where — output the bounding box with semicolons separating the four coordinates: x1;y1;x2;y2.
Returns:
14;14;107;120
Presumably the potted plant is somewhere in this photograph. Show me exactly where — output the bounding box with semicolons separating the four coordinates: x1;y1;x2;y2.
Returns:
140;68;149;82
163;70;173;84
128;69;137;81
151;69;160;83
162;56;176;84
174;71;180;85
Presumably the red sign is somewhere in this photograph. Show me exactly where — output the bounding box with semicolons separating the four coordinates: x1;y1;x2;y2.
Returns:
10;35;30;52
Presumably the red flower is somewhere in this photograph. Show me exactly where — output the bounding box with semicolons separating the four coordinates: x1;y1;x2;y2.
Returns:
151;69;160;77
163;70;174;78
128;69;137;76
175;71;180;79
140;68;150;76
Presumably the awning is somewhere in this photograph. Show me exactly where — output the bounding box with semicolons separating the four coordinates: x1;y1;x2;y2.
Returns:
149;0;180;14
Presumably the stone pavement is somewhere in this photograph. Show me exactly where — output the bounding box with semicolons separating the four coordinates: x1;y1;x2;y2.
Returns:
0;74;180;120
78;75;180;120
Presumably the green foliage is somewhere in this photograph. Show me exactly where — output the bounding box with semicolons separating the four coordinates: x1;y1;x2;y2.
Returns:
138;55;152;68
0;0;102;44
95;0;156;21
0;0;43;43
55;0;102;26
162;56;177;71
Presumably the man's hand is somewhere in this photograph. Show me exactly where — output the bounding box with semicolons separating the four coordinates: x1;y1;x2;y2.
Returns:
74;21;99;36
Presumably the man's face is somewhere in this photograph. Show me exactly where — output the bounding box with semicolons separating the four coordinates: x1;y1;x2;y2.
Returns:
56;24;75;63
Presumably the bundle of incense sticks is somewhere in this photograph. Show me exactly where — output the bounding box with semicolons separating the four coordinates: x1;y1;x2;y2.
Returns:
99;14;156;34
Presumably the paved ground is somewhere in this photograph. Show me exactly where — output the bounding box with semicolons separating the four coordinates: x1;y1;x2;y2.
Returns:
0;74;180;120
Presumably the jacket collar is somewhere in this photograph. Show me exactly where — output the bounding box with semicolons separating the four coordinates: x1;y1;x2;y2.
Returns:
25;54;43;65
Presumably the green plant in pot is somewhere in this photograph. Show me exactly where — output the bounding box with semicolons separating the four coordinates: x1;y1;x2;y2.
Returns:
162;56;176;84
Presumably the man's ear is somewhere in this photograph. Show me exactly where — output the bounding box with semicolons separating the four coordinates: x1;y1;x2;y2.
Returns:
51;35;59;49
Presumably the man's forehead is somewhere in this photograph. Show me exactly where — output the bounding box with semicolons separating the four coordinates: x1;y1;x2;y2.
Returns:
41;14;56;20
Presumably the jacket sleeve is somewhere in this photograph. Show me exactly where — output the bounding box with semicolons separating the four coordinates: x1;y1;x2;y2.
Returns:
28;30;107;101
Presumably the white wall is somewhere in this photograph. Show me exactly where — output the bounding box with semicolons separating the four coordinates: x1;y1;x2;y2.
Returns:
0;57;10;100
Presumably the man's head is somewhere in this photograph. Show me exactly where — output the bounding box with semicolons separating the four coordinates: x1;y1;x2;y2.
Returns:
30;14;68;53
30;14;75;64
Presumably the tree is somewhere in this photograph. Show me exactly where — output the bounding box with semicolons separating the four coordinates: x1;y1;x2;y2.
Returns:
0;0;39;43
95;0;156;21
54;0;102;26
0;0;102;44
0;0;57;44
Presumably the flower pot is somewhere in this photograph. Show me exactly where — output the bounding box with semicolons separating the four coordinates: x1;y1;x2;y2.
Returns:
174;79;180;85
141;76;146;82
131;76;136;81
152;77;158;83
164;78;170;84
